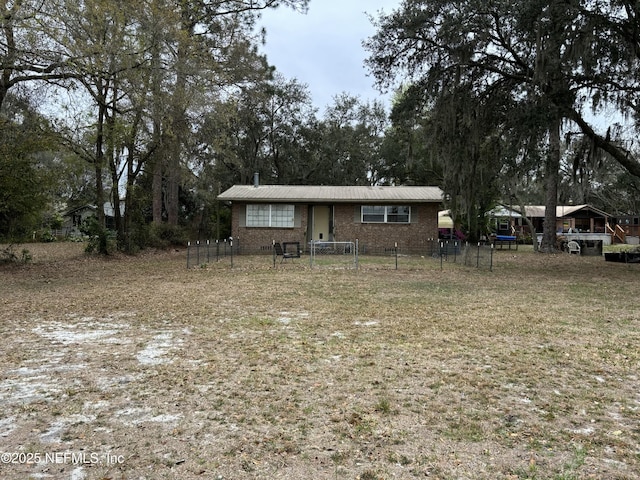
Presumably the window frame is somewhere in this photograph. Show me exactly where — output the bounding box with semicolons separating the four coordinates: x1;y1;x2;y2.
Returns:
246;204;295;228
361;205;411;224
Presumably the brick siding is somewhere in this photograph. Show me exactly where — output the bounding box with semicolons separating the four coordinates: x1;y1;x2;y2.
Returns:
333;204;439;252
229;202;439;254
230;204;309;252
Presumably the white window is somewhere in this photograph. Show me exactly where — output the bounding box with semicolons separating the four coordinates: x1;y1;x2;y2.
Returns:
361;205;411;224
246;204;294;227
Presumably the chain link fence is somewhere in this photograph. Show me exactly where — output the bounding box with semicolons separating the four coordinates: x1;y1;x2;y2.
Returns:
186;239;236;268
186;238;495;271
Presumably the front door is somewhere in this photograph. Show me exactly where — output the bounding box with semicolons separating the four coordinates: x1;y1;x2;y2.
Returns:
312;205;332;241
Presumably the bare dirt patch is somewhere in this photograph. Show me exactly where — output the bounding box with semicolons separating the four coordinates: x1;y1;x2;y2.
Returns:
1;243;639;479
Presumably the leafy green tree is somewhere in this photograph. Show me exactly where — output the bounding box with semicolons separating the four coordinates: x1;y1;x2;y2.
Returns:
312;94;388;185
197;75;316;186
560;132;640;216
365;0;640;251
389;81;511;241
0;0;77;110
379;86;444;186
52;0;308;248
197;83;388;189
146;0;309;226
50;0;147;249
0;96;58;240
3;0;312;246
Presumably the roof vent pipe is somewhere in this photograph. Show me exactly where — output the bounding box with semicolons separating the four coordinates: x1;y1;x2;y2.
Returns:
253;172;259;188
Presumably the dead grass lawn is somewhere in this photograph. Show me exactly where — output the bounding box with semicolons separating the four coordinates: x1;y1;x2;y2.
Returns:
0;242;639;480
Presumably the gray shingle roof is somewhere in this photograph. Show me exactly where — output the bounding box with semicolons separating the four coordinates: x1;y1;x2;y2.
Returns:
217;185;443;203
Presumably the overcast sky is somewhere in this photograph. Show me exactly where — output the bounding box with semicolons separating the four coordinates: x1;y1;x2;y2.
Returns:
258;0;402;113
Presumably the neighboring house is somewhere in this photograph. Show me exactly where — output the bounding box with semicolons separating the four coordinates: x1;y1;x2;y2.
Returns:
612;215;640;239
522;204;611;234
61;202;124;236
61;205;97;235
487;205;522;236
489;204;611;235
488;203;620;249
217;184;444;253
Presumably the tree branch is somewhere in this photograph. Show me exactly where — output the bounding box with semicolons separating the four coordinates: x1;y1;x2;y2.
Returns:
567;107;640;178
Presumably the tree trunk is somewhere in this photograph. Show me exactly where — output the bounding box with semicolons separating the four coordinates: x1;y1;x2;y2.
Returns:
516;197;538;252
540;116;561;252
165;13;190;227
105;90;123;240
110;146;123;242
148;28;164;225
0;2;15;112
151;148;164;224
167;149;180;225
94;93;107;228
124;151;135;250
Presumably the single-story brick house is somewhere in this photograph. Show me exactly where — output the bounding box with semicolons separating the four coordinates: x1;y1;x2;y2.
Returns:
217;184;444;254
